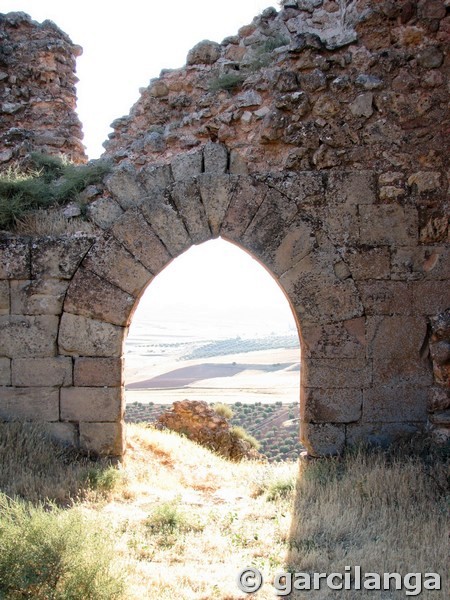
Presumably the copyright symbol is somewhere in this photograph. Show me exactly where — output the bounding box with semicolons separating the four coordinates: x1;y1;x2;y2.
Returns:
236;567;263;593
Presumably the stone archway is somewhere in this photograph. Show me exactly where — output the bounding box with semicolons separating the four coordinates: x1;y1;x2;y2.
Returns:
56;145;406;457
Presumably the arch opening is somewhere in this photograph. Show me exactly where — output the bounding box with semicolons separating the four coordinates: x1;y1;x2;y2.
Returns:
124;237;303;462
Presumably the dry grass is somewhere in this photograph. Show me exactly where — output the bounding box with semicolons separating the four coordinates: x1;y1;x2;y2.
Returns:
13;208;96;236
0;423;448;599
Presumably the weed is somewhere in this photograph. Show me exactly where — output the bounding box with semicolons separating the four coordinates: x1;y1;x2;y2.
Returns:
230;425;261;450
0;153;110;229
213;402;234;420
208;72;245;92
0;493;124;599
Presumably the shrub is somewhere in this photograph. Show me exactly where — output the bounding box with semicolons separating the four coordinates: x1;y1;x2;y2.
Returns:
213;403;234;420
0;153;110;229
230;426;261;451
208;72;245;92
0;493;124;599
144;500;201;536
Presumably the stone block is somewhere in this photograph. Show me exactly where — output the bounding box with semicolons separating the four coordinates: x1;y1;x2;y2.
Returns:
343;247;390;280
74;357;123;387
391;246;450;281
301;318;366;359
302;387;362;423
10;279;68;315
260;171;325;204
139;164;173;194
171;150;203;180
111;209;172;275
79;421;125;456
105;162;145;209
220;176;268;241
280;249;364;324
262;215;316;277
0;387;59;421
82;234;152;296
12;357;72;387
242;187;301;259
346;422;421;448
357;281;413;315
0;281;9;314
140;192;191;257
360;205;418;246
88;196;124;229
300;422;346;456
0;315;58;358
368;316;432;385
170;180;211;245
31;236;95;280
0;358;11;385
323;204;360;246
326;170;376;205
427;387;450;413
64;268;135;326
0;238;30;279
61;387;123;422
412;280;450;316
303;357;371;388
45;422;78;446
203;142;228;174
363;385;428;422
58;313;124;357
198;174;236;237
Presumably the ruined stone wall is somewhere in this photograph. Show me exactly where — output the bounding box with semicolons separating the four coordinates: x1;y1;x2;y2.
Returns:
0;1;449;456
0;12;86;167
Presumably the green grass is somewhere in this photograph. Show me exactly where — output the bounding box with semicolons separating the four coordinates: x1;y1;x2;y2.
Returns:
0;493;124;599
230;425;261;450
0;152;110;229
213;402;234;419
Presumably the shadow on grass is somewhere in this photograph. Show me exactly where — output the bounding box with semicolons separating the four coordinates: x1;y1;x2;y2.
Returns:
283;436;449;599
0;421;121;506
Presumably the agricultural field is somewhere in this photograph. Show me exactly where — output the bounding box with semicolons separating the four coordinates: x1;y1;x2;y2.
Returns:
126;400;303;462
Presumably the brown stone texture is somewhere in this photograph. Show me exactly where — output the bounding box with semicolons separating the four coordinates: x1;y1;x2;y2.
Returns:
157;400;261;460
82;234;152;297
79;422;124;456
0;12;85;167
0;1;448;456
0;281;9;314
302;388;362;423
31;237;95;280
58;313;124;357
10;279;68;315
0;387;59;421
0;315;58;358
61;387;123;422
12;357;72;387
0;238;30;279
64;268;135;326
74;357;123;387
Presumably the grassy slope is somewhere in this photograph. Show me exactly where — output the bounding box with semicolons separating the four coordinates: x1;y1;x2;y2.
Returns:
0;423;448;599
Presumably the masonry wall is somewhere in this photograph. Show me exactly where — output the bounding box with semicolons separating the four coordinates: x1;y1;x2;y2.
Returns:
0;12;86;167
0;1;449;456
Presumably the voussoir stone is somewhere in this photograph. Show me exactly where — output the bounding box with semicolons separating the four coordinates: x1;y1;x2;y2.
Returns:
105;162;146;209
82;234;152;296
170;179;211;244
140;193;191;257
64;268;135;326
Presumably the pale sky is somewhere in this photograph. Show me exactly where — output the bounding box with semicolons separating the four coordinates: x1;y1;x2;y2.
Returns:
1;0;298;336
